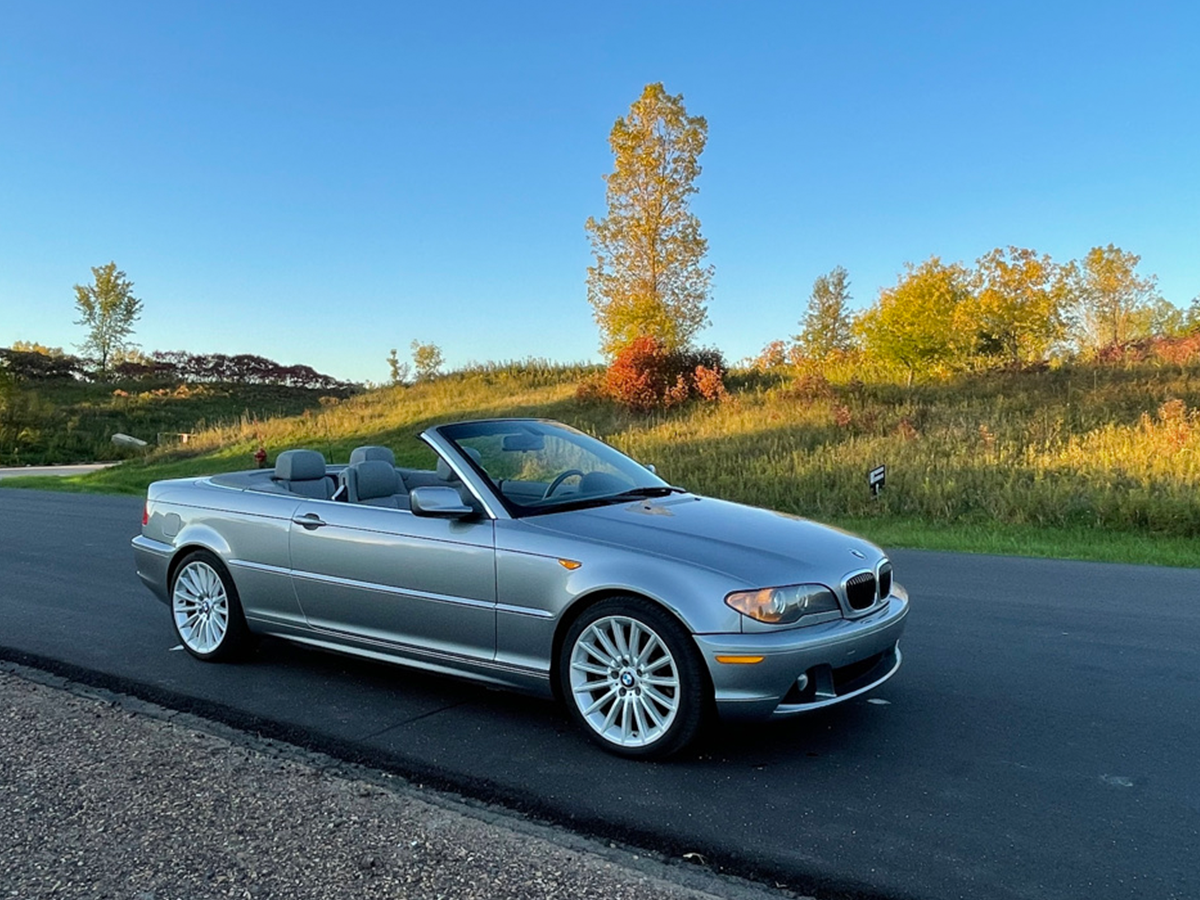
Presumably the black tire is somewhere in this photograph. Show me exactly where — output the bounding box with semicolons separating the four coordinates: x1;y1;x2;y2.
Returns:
169;549;251;662
559;596;707;759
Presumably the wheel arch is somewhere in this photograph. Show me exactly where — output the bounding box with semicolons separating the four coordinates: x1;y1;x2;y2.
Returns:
165;528;235;594
548;588;709;703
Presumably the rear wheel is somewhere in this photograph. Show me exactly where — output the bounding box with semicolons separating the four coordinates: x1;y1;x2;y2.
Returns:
559;597;707;759
170;550;250;661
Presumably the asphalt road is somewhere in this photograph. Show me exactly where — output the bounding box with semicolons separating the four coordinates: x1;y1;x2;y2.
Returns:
2;488;1198;900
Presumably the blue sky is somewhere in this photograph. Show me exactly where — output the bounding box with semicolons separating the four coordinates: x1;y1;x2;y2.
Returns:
2;1;1197;383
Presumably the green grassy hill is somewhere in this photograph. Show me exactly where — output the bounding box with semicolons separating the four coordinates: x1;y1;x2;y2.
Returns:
6;360;1199;567
0;377;350;466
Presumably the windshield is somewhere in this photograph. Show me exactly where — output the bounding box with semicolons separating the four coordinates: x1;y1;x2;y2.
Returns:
437;420;675;516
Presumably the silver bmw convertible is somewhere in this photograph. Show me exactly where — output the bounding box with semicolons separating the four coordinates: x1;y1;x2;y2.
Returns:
133;418;908;758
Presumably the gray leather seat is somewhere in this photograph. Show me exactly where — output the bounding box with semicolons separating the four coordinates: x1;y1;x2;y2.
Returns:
349;445;396;467
435;445;482;482
273;449;335;499
343;459;410;509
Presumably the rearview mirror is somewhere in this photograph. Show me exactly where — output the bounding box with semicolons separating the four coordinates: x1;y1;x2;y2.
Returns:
502;433;544;452
410;486;474;519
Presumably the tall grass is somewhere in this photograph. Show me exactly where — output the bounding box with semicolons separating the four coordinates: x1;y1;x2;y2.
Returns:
16;359;1200;558
0;378;346;465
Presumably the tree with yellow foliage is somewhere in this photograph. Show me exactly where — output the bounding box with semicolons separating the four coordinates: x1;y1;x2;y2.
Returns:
1069;244;1161;351
971;246;1071;366
586;83;712;357
857;257;974;385
73;261;143;378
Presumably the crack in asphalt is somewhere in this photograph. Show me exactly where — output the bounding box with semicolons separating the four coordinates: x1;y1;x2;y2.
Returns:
358;700;470;740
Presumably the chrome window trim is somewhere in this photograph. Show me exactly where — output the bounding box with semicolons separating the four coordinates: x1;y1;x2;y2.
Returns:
420;429;508;520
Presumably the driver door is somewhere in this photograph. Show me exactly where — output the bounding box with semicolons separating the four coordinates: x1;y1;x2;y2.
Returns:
287;500;496;662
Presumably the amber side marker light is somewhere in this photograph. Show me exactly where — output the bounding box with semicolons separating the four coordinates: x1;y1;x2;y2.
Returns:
558;559;582;570
715;655;765;664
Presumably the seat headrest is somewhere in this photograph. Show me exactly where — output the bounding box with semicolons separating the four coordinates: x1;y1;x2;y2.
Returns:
354;460;401;501
349;445;396;467
275;449;327;481
436;446;481;481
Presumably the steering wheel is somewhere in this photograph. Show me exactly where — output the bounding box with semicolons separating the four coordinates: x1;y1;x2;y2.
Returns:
543;469;585;499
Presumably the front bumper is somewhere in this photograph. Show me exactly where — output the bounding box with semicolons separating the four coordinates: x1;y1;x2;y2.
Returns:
132;534;173;605
695;584;909;721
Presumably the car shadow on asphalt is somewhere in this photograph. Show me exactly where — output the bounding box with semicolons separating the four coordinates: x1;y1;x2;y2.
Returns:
241;636;895;769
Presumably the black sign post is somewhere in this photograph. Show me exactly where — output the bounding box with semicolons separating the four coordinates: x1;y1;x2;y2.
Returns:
868;464;886;498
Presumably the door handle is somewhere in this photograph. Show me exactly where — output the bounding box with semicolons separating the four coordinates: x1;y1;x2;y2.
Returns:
292;513;327;529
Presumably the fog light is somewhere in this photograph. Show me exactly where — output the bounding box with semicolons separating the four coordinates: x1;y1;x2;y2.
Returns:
794;673;809;692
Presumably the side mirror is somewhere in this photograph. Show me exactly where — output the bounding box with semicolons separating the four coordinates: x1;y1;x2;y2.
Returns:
645;463;656;474
410;486;474;519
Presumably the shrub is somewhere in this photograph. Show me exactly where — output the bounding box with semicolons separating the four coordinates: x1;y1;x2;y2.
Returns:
664;374;691;407
604;336;672;411
693;365;728;402
1153;335;1200;367
603;337;728;411
750;340;790;372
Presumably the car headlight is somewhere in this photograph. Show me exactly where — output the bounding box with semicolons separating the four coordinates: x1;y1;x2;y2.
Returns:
724;583;840;625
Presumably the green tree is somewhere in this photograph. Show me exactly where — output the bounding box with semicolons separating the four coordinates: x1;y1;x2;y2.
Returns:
585;82;713;356
796;266;855;359
410;340;444;382
1069;244;1160;351
73;262;143;377
970;247;1071;365
1134;297;1189;338
386;348;411;385
1186;296;1200;335
857;257;973;385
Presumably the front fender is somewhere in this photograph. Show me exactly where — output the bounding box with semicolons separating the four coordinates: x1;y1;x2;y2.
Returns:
557;555;743;635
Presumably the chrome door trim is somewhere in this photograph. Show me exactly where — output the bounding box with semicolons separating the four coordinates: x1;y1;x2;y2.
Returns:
229;559;290;577
495;602;554;619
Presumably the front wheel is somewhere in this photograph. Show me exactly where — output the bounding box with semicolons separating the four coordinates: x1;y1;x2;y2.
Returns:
170;550;251;661
559;597;707;759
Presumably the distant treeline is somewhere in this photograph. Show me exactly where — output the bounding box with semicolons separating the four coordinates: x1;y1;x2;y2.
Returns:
0;347;357;392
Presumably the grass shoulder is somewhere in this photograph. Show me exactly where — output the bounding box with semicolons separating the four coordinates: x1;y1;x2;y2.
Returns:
832;517;1199;569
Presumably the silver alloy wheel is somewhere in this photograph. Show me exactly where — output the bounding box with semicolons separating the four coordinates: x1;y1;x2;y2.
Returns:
172;560;230;655
568;614;681;748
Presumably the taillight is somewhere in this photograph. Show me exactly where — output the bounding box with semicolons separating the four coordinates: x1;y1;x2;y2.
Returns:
142;502;150;526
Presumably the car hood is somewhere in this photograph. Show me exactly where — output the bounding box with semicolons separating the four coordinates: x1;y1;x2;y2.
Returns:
524;494;884;587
